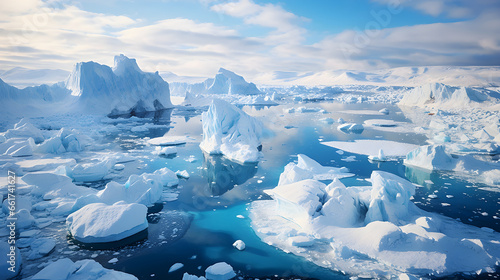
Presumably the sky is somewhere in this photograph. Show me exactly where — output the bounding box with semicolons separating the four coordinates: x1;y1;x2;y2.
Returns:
1;0;499;83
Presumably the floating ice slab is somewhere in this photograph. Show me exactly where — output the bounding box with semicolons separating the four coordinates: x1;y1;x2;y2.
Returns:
67;202;148;243
322;140;419;158
30;258;138;280
148;135;195;146
205;262;236;280
233;240;245;250
22;172;94;201
200;99;263;163
337;123;364;133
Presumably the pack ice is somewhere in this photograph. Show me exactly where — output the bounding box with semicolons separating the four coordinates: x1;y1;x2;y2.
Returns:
200;99;264;163
251;157;500;278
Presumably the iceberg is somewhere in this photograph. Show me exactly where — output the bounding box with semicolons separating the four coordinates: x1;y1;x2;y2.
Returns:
66;54;173;114
337;123;364;133
278;154;353;186
251;166;500;278
66;202;148;243
200;99;264;163
404;145;455;171
30;258;138;280
399;83;498;109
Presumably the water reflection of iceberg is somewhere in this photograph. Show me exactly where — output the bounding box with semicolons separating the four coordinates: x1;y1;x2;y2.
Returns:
203;153;258;196
405;165;432;186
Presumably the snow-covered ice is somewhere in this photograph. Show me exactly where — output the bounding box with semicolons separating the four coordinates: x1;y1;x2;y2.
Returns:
232;240;245;251
30;258;138;280
66;202;148;243
200;99;263;163
322;139;419;158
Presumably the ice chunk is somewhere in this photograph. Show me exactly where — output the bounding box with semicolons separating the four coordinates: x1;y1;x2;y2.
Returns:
16;209;36;229
322;140;419;158
0;138;35;157
319;179;362;227
3;119;44;143
22;172;93;200
379;108;389;115
295;154;352;181
154;146;178;155
176;170;190;179
34;136;66;154
27;238;55;260
278;162;313;186
169;263;184;273
74;167;178;209
68;160;113;182
368;149;387;161
365;171;417;224
200;99;263;163
232;240;245;251
264;179;326;229
404;145;455;171
30;258;138;280
148;135;193;146
183;273;207;280
205;262;236;280
66;202;148;243
337;123;364;133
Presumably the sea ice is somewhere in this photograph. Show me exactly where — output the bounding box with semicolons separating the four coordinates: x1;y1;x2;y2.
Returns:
251;167;500;278
30;258;138;280
322;140;419;158
169;263;185;273
337;123;364;133
200;99;263;163
66;202;148;243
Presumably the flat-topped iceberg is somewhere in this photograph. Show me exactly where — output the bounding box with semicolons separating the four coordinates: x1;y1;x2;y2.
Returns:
66;202;148;243
200;99;263;163
251;165;500;278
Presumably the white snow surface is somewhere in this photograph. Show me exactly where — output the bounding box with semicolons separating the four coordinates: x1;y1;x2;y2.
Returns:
251;168;500;278
30;258;138;280
66;202;148;243
200;99;263;163
322;140;419;158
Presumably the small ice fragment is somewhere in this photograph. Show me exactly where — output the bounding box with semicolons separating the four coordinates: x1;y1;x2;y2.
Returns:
446;195;454;198
108;258;118;264
169;263;184;273
336;150;344;155
257;180;263;183
236;215;245;219
205;262;236;280
441;203;451;207
176;170;190;179
424;180;434;185
233;240;245;251
428;194;438;199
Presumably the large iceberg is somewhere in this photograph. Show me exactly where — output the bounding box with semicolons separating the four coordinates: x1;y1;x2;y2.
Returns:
200;99;264;163
171;68;261;96
66;202;148;243
66;54;173;114
251;164;500;278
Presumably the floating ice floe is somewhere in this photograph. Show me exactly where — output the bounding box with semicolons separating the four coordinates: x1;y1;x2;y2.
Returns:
72;167;178;210
182;273;207;280
2;119;44;143
148;135;195;146
322;139;419;158
205;262;236;280
337;123;364;134
251;168;500;278
67;202;148;243
154;146;178;156
200;99;263;163
278;154;353;186
30;258;138;280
